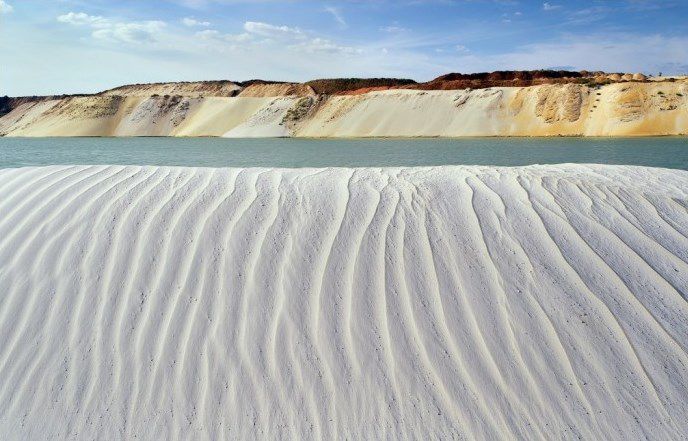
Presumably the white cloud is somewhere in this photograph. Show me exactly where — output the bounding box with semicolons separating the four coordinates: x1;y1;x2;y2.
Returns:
57;12;165;44
195;29;252;43
193;29;257;53
455;45;469;53
243;21;304;39
0;0;13;14
93;21;166;44
324;6;347;28
194;20;362;57
289;37;361;55
543;3;560;11
182;17;210;27
57;12;110;28
195;29;220;39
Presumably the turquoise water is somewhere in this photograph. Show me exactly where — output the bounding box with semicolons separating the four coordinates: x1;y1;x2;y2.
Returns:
0;137;687;170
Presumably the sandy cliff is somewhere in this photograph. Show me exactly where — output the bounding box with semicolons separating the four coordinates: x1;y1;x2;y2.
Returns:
1;77;686;137
294;82;687;137
100;81;243;98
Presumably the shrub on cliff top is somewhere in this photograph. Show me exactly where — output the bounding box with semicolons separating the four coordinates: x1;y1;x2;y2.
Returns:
305;78;416;95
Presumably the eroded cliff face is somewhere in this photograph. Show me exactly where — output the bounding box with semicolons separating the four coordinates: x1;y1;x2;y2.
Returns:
100;81;243;98
534;84;587;123
1;80;686;137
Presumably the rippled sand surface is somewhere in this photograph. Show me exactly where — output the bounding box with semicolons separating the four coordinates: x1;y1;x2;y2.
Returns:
0;164;687;440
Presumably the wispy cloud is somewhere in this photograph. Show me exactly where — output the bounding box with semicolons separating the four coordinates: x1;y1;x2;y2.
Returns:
195;29;251;42
182;17;211;27
289;37;361;54
243;21;305;39
242;21;361;54
92;22;166;44
325;6;347;28
193;29;253;52
543;2;561;11
190;19;362;57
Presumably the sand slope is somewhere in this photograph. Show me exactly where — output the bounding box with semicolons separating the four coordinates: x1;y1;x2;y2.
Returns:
0;165;687;439
1;81;686;137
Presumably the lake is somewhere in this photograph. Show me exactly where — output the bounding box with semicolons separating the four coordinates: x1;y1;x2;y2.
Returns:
1;137;687;170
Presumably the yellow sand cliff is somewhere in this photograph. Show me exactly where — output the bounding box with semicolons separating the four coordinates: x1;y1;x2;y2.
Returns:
1;80;686;137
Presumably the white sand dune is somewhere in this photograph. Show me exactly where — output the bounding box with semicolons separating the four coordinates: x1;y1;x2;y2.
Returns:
0;164;687;440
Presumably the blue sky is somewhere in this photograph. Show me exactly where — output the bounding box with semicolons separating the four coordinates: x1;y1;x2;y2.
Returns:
1;0;687;96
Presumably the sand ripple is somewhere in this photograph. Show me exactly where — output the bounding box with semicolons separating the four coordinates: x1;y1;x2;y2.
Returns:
0;165;687;440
